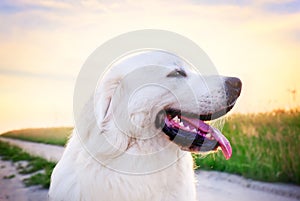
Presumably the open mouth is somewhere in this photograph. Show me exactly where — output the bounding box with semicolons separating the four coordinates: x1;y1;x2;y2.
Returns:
161;108;233;160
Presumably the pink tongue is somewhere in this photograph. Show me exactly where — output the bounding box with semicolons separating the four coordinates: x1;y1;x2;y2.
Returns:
181;116;232;160
209;126;232;160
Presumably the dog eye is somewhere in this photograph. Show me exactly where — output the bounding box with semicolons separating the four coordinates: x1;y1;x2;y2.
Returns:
167;69;187;78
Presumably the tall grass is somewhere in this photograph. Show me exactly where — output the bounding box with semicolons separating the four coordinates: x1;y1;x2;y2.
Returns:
194;108;300;185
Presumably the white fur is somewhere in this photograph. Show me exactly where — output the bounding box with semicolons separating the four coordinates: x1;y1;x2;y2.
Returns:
49;50;228;201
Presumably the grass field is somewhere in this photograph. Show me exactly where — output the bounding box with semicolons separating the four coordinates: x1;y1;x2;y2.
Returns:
1;109;299;185
195;108;300;185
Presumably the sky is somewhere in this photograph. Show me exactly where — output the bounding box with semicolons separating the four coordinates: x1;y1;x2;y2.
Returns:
0;0;300;133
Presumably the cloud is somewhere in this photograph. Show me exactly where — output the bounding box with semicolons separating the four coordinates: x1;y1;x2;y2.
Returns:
188;0;251;7
0;0;121;15
182;0;300;15
0;0;58;14
262;0;300;14
0;0;73;11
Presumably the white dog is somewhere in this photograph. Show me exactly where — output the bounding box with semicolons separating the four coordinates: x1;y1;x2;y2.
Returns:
49;50;241;201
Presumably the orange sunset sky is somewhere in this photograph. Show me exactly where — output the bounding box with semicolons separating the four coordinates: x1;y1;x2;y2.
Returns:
0;0;300;133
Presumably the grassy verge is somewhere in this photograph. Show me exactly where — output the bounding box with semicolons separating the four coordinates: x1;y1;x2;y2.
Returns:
1;127;72;146
0;141;56;188
194;109;300;185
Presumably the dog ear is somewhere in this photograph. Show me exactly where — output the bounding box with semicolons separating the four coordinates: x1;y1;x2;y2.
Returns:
95;77;122;122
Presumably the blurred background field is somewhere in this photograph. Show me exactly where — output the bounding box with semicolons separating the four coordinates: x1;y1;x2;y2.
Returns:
1;109;299;185
1;127;72;146
194;108;300;185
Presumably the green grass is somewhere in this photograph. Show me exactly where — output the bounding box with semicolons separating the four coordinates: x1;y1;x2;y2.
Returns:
1;127;72;146
0;141;56;188
194;108;300;185
0;109;299;185
3;174;15;179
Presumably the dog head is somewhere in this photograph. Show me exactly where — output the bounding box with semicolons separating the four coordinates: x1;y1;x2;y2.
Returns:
87;50;241;160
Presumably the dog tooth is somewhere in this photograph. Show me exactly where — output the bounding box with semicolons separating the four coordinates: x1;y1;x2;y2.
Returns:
206;133;212;138
179;122;184;127
172;116;180;123
185;126;190;131
192;128;197;132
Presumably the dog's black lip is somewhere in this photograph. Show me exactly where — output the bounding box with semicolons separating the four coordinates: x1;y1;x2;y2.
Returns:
165;105;234;121
162;122;219;152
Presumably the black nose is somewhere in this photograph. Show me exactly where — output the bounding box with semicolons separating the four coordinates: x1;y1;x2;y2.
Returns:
225;77;242;106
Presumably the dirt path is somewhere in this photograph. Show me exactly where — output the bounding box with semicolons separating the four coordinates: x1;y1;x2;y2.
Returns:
196;171;300;201
0;159;48;201
1;137;300;201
